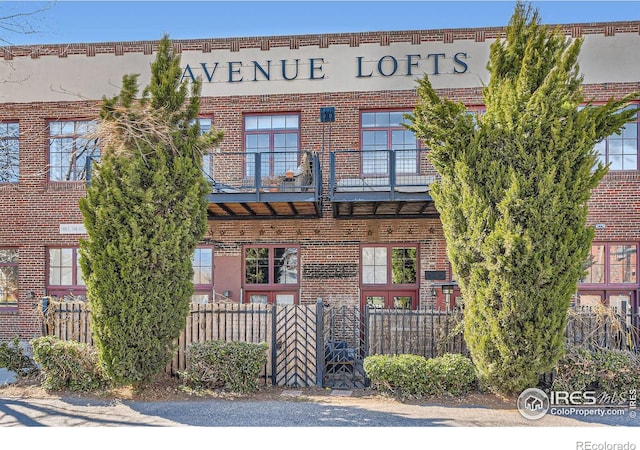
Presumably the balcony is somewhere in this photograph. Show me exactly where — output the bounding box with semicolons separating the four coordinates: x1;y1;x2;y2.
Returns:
328;149;439;219
206;150;322;219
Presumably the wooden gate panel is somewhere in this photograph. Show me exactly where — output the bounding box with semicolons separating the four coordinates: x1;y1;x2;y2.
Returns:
272;305;318;387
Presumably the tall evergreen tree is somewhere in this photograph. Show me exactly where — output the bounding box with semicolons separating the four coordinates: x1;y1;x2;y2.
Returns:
406;3;638;393
79;36;222;386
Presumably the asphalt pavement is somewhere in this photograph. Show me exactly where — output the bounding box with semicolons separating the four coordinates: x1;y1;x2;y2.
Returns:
1;389;638;427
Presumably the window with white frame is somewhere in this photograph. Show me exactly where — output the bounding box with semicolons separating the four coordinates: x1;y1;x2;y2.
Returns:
244;114;299;178
49;120;99;181
0;123;19;183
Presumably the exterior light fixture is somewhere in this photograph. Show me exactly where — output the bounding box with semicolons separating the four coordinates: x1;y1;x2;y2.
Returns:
441;284;454;295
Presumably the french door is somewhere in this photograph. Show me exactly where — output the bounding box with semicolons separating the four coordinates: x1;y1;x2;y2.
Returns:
361;290;418;310
577;290;637;325
245;291;298;305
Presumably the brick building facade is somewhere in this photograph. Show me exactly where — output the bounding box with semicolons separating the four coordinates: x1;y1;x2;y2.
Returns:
1;21;639;339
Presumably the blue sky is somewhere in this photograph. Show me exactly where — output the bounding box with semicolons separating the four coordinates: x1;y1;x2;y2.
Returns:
2;1;639;46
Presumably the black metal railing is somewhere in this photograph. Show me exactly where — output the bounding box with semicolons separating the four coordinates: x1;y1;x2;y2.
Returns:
207;150;321;196
328;148;438;197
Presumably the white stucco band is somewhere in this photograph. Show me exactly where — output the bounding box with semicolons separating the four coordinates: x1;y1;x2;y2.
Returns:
1;31;639;104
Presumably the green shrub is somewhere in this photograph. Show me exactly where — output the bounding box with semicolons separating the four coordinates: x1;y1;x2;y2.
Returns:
364;353;477;398
79;36;221;387
30;336;105;391
364;354;431;397
553;346;640;394
180;340;268;393
0;337;38;377
427;353;477;396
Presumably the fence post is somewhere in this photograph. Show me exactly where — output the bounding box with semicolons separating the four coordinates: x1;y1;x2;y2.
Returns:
271;305;277;386
363;304;370;360
40;297;49;335
315;299;324;387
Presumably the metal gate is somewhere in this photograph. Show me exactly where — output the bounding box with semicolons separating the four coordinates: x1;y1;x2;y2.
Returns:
271;304;320;387
322;305;368;388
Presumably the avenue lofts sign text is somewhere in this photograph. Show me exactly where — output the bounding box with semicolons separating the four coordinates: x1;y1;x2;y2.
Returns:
180;52;470;84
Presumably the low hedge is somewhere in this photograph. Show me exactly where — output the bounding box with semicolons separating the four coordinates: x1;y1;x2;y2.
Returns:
364;353;476;398
428;353;478;395
180;340;268;393
553;346;640;394
30;336;105;391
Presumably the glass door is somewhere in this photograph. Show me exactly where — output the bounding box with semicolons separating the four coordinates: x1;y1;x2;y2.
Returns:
245;291;298;305
361;290;417;310
606;291;634;325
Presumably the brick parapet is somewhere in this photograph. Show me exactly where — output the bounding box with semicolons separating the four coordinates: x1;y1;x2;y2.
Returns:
1;21;639;60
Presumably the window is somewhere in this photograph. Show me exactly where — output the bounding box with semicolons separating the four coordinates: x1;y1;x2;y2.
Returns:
361;245;418;310
194;117;215;182
49;120;99;181
391;248;418;284
361;111;416;175
609;244;637;284
362;245;417;286
362;247;387;284
245;246;298;285
581;243;637;285
594;104;638;171
582;244;605;284
192;247;213;286
47;248;85;299
0;123;19;183
466;105;485;129
244;114;299;177
191;247;213;304
0;249;18;306
243;245;299;304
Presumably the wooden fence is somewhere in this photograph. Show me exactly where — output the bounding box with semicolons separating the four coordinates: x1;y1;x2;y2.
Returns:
42;301;290;383
175;303;274;380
